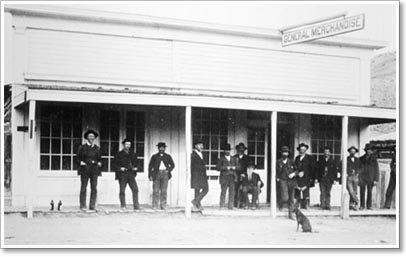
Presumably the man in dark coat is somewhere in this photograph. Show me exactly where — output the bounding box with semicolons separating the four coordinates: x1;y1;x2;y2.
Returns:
234;142;250;208
148;142;175;210
276;146;297;219
316;147;339;210
384;146;396;209
77;129;102;212
216;144;239;209
191;140;208;211
294;143;315;209
359;143;379;210
113;138;140;210
241;162;264;210
345;146;362;210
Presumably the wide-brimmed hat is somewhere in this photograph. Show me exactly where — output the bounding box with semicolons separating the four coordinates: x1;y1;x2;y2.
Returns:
364;143;374;151
122;138;133;144
156;142;167;148
280;146;290;153
223;144;231;151
83;129;98;139
235;142;247;150
347;146;359;153
296;143;309;151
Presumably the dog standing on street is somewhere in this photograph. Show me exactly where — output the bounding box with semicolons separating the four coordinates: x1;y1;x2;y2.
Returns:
293;205;312;233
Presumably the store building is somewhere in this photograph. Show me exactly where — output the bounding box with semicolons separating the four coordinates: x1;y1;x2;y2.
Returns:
3;5;396;216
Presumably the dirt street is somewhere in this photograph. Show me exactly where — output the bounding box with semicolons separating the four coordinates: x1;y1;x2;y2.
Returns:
3;212;397;247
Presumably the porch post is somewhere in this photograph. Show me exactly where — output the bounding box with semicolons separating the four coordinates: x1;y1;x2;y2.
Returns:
270;111;277;218
184;106;192;218
27;100;37;219
340;115;349;219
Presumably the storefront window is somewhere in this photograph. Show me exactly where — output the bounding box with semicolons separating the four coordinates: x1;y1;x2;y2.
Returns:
100;110;120;172
126;111;145;172
311;115;342;161
248;127;265;169
40;105;83;171
193;108;228;179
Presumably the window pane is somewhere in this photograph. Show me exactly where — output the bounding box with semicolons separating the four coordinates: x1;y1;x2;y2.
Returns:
220;136;228;150
51;156;61;170
40;138;50;153
51;123;61;137
135;127;145;141
111;142;119;156
136;112;145;125
62;156;71;170
248;142;256;155
41;122;50;137
257;129;265;141
210;136;219;150
100;128;109;140
73;156;79;170
127;112;135;125
126;127;135;141
72;123;82;138
211;152;219;166
136;143;144;157
40;155;50;170
257;157;264;169
111;127;120;140
100;141;109;156
62;123;72;137
257;142;265;155
211;122;219;135
62;139;71;154
334;141;341;155
202;122;210;135
219;122;228;135
51;139;61;153
73;139;82;154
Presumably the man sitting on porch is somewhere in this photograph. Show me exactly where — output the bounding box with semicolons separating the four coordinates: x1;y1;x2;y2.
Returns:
241;161;264;210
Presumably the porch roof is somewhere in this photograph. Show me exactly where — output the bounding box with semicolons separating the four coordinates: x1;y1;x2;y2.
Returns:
17;84;396;121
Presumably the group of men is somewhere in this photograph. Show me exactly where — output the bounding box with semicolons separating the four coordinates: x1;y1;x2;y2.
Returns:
76;129;396;215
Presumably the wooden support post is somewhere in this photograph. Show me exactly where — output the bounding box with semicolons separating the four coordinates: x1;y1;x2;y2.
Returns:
184;106;192;218
270;111;277;218
340;115;349;219
27;100;37;218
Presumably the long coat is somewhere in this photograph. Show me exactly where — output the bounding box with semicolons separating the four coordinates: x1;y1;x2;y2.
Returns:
191;150;208;189
113;150;138;180
77;143;102;176
359;154;379;185
216;155;239;184
294;154;315;188
316;157;339;183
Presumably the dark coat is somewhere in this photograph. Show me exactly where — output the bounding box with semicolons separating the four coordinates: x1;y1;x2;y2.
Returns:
191;150;208;189
234;154;250;178
346;156;362;176
216;154;239;184
76;143;102;176
148;152;175;180
276;158;296;181
241;172;264;188
113;150;138;180
316;156;339;183
390;157;396;177
359;154;379;184
294;154;315;188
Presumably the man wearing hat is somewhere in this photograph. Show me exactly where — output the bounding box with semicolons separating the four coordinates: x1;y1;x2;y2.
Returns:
77;129;102;212
191;140;209;211
216;143;239;209
276;146;297;219
345;146;362;210
359;143;379;210
113;138;140;210
148;142;175;210
233;142;250;208
294;143;315;209
384;146;396;209
316;147;340;210
241;161;264;210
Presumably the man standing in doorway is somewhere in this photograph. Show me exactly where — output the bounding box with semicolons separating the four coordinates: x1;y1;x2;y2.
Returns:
234;142;250;208
191;140;209;211
359;143;379;210
276;146;297;219
346;146;362;210
216;143;239;209
148;142;175;210
316;147;339;210
77;129;102;212
113;138;140;211
294;143;315;209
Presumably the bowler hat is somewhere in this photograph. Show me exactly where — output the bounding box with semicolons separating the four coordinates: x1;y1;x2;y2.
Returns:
235;142;247;150
122;138;133;144
223;143;231;151
280;146;290;153
193;139;204;146
296;143;309;151
347;146;359;153
83;129;98;139
156;142;167;148
364;143;374;151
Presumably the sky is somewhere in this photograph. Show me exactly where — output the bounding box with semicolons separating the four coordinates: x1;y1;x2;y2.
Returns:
67;1;397;51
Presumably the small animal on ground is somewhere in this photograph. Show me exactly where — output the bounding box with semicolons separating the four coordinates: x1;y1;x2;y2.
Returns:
293;206;312;233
